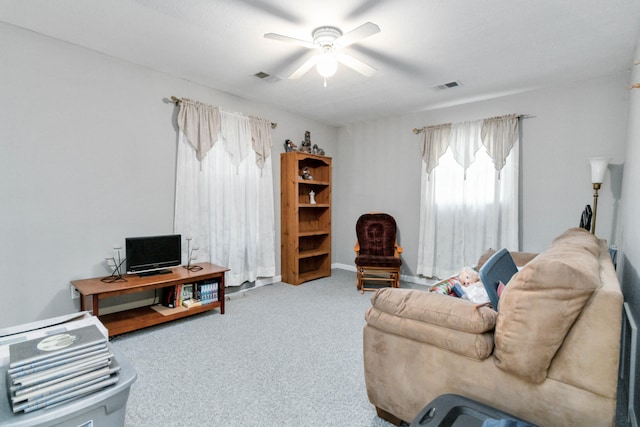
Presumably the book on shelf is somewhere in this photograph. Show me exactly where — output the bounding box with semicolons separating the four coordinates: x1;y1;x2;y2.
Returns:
196;280;219;305
181;283;193;303
181;280;219;308
175;283;195;307
176;283;182;307
6;325;120;414
161;285;177;308
182;299;201;309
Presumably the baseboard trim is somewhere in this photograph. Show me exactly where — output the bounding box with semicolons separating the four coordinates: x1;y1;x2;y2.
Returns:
331;264;434;287
235;266;434;293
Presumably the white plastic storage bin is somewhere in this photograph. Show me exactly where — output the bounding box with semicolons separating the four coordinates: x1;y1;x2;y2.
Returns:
0;313;137;427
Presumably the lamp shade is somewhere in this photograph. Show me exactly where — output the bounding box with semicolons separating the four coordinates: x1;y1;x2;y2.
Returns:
316;53;337;78
589;157;610;184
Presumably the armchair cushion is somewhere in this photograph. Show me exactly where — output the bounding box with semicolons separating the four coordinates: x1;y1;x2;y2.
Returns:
493;228;601;383
355;254;402;268
355;213;398;257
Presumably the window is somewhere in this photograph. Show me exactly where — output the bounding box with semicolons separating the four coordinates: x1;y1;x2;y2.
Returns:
416;115;520;279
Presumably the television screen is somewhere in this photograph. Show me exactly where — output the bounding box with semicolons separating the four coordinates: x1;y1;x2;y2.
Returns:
125;234;181;275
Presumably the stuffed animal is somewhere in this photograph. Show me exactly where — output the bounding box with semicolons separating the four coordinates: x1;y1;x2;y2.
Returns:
457;266;490;305
458;266;480;286
429;267;489;304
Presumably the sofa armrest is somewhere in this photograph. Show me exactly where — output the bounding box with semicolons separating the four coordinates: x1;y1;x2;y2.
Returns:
365;288;498;360
370;288;497;333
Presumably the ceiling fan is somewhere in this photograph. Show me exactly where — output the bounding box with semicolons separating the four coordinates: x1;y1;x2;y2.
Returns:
264;22;380;86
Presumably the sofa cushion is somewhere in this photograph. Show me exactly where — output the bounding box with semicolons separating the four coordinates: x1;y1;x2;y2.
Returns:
371;288;497;334
493;228;601;383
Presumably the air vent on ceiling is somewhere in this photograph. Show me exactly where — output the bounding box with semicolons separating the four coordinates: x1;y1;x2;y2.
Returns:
435;80;462;90
253;71;281;84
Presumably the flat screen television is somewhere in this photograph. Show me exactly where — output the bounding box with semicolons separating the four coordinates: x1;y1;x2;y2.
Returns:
125;234;181;275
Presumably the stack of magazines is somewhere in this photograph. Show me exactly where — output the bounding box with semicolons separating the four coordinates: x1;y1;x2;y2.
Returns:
5;324;120;414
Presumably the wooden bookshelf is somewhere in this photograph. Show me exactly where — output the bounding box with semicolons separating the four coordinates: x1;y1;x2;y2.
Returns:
281;152;332;285
71;263;229;337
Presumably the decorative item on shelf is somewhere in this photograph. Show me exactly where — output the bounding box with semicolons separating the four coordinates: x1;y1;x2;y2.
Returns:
284;139;297;152
184;236;203;272
299;130;312;153
301;167;313;180
309;190;316;204
101;245;126;283
589;157;610;235
312;144;325;156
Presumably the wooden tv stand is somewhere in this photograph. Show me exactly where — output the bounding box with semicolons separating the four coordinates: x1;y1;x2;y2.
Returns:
71;262;229;337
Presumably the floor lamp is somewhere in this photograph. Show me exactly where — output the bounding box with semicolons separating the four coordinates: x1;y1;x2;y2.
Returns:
589;157;610;235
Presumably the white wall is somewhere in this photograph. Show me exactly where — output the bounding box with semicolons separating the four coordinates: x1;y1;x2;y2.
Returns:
0;19;633;329
0;23;337;328
334;74;629;277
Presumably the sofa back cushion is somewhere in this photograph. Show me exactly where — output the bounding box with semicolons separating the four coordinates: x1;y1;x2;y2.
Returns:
493;228;601;383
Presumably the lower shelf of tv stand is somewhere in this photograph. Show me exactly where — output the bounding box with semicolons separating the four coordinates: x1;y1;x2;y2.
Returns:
71;262;229;337
99;302;221;337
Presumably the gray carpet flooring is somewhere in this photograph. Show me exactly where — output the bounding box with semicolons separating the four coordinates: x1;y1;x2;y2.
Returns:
110;269;398;427
110;270;630;427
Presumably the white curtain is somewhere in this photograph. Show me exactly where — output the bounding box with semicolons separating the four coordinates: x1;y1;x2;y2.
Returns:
417;115;519;279
174;103;276;286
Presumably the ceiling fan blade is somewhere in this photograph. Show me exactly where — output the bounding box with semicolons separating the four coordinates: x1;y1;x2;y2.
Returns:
333;22;380;48
288;55;318;79
350;45;425;78
264;33;316;49
346;0;388;20
236;0;304;25
335;53;377;77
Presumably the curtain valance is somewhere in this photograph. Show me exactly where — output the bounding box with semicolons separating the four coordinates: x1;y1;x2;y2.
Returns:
176;97;273;168
250;116;273;169
177;98;220;161
418;114;520;174
421;123;451;174
481;114;519;171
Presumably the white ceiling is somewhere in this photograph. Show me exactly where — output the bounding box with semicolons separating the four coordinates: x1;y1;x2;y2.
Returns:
1;0;639;126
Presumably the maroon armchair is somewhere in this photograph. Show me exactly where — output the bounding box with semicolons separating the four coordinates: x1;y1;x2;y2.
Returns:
354;213;403;293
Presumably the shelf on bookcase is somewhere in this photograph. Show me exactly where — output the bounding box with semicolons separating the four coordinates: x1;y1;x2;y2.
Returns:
299;230;330;237
299;249;330;259
298;180;330;186
299;204;330;208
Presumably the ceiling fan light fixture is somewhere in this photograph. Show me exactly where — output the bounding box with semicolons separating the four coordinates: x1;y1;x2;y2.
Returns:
316;51;337;78
265;22;380;84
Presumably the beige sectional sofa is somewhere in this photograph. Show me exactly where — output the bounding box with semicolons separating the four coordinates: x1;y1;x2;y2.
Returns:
363;228;623;427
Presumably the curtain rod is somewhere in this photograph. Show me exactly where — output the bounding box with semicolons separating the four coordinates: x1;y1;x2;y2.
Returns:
412;114;534;134
170;96;278;129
